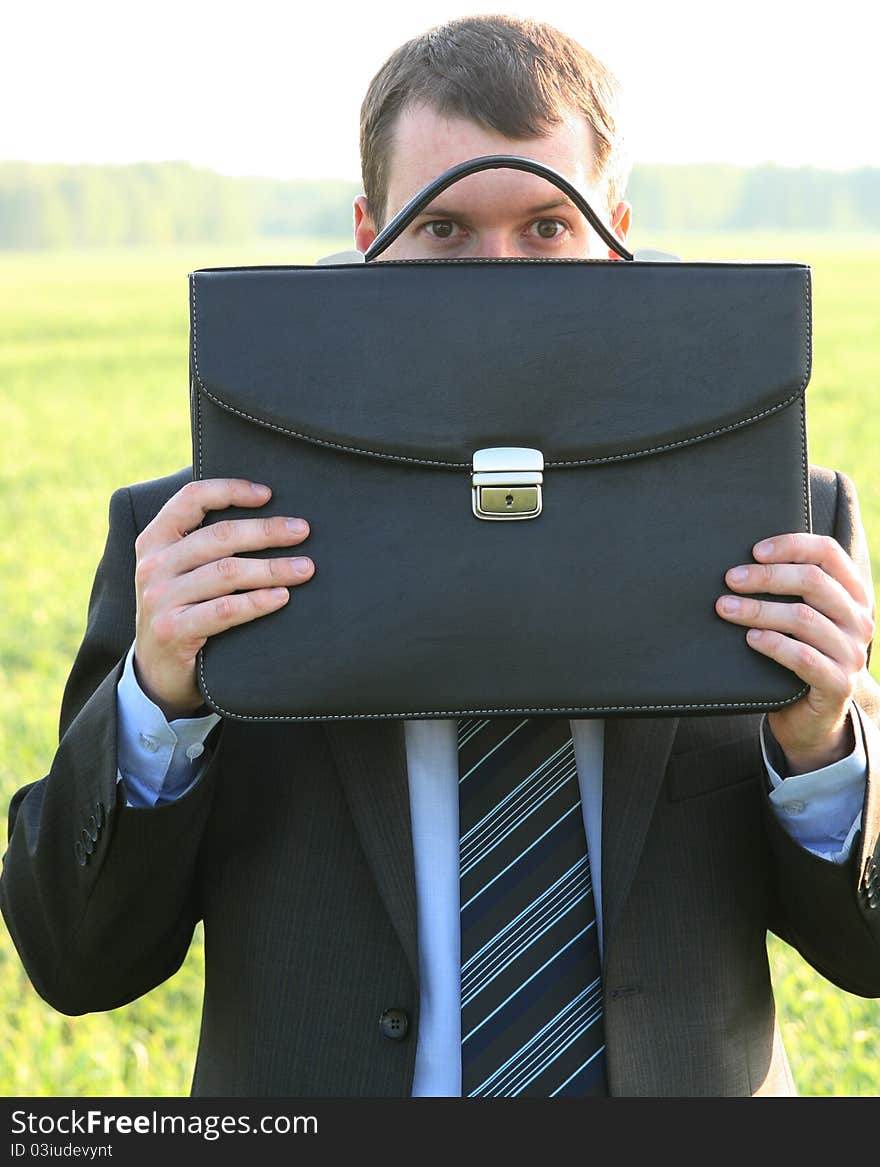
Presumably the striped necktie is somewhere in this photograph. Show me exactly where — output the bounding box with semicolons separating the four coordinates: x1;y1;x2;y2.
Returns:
458;716;607;1097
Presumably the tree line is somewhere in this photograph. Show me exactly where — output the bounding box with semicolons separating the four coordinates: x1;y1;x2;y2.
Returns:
1;159;878;248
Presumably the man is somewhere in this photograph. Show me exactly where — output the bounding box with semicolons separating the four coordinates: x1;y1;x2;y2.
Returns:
2;15;879;1097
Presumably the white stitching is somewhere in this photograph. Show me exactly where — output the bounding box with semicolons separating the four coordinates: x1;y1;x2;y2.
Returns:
195;380;806;470
195;650;809;720
372;257;616;265
548;396;803;467
800;269;813;530
193;258;811;269
199;388;465;467
190;276;204;479
194;379;804;471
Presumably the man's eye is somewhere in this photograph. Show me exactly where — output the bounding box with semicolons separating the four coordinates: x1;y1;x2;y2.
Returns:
530;218;567;239
424;220;456;239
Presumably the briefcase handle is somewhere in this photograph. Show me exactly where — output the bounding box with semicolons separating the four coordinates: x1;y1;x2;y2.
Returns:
364;153;634;262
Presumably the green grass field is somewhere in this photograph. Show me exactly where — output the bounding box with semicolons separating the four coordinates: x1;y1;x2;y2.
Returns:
1;233;879;1096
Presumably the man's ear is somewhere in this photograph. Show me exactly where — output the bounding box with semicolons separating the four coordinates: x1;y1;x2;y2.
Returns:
354;195;378;254
608;200;632;260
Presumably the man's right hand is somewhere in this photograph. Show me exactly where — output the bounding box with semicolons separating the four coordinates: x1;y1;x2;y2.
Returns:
133;479;313;720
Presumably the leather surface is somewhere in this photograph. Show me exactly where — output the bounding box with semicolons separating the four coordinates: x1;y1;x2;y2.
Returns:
189;258;812;721
190;261;810;465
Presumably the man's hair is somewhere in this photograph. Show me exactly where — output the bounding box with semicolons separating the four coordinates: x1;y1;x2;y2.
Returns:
359;14;630;230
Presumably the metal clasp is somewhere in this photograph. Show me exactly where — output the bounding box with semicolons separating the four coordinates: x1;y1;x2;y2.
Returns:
472;447;544;520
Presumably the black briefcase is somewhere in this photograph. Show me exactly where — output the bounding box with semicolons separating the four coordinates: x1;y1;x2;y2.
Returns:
188;154;811;721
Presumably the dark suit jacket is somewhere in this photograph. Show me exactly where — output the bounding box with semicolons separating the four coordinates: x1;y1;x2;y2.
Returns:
2;465;880;1097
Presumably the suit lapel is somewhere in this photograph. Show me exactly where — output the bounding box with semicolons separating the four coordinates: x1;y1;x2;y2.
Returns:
325;720;419;982
324;715;679;985
601;717;678;957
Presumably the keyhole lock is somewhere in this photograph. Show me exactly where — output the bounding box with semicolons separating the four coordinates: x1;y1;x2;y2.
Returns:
472;447;544;521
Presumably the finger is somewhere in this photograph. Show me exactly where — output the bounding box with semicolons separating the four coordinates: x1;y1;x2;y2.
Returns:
175;586;293;640
715;594;867;674
724;561;865;636
136;479;274;556
743;627;851;703
162;514;310;576
752;533;870;608
173;554;314;605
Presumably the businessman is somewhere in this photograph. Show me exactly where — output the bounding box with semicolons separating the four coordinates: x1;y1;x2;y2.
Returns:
2;14;879;1096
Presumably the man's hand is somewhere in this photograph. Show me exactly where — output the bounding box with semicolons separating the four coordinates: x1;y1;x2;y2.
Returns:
715;534;875;775
133;479;314;720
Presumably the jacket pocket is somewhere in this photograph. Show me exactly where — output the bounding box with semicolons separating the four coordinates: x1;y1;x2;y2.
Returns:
666;733;763;801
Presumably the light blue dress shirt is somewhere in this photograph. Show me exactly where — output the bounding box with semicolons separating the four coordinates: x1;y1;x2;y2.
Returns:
116;643;867;1096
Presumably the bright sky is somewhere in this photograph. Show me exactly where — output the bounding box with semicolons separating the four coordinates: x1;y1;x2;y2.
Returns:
4;0;878;181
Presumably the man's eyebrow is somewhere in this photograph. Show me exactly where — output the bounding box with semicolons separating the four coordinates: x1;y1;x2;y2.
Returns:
413;197;579;219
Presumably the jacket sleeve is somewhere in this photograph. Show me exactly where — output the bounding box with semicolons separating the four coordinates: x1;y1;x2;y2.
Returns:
766;469;880;996
0;478;222;1015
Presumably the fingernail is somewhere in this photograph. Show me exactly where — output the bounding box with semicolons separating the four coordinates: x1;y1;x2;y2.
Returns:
291;557;312;575
271;587;289;600
720;596;741;613
286;518;308;534
251;482;271;495
755;540;774;557
728;567;749;583
747;628;763;643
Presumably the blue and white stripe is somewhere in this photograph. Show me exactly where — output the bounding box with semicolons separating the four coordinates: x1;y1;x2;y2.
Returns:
460;739;577;875
458;717;607;1096
461;857;591;1005
469;979;604;1097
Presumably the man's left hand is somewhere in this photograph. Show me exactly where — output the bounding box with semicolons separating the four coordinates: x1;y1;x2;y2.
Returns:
716;533;875;775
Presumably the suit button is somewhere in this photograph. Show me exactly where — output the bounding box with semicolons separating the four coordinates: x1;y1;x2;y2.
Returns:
95;801;106;829
74;840;87;866
379;1008;409;1040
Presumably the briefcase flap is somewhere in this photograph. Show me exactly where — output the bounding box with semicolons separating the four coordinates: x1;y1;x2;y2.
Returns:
190;259;810;466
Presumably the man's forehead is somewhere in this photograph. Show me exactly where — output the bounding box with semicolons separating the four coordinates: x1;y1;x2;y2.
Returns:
417;192;580;222
383;102;598;216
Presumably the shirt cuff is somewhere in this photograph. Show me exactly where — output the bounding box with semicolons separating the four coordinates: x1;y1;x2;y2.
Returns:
116;642;221;807
762;713;866;864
